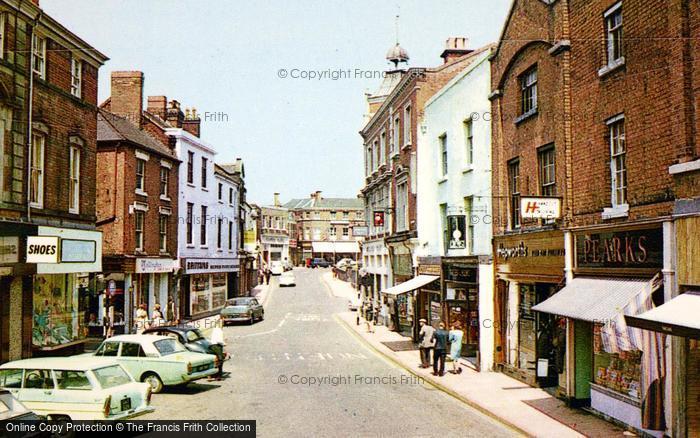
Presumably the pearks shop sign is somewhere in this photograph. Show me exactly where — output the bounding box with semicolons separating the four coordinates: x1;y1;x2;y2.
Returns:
576;227;663;269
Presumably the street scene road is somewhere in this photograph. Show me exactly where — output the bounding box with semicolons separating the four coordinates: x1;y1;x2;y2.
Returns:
144;269;518;437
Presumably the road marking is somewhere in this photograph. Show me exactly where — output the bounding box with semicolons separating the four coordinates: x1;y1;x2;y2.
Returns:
239;352;368;362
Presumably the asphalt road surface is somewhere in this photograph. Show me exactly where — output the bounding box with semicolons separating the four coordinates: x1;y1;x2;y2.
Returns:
144;268;519;438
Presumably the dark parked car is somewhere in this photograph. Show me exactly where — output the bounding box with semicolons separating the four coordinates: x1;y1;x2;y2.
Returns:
220;297;264;325
310;258;332;268
142;326;227;364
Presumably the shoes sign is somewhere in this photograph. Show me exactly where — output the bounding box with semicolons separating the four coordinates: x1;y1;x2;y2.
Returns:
26;236;59;263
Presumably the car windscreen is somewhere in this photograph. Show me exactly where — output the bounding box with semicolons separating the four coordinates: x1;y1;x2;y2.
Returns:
55;370;93;390
0;369;23;388
153;338;186;356
185;330;204;342
228;298;252;306
93;365;132;389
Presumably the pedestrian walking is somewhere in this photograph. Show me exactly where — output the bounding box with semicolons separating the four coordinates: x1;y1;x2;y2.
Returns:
431;322;449;376
264;267;271;285
166;296;177;325
135;303;148;334
448;323;464;374
417;318;435;368
209;319;226;381
151;304;165;327
365;304;374;333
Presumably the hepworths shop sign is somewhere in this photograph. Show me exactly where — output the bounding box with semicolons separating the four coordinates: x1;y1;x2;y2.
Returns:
520;197;562;220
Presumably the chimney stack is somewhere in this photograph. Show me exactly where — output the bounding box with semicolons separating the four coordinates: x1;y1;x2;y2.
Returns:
110;71;144;126
440;37;472;64
273;193;281;207
147;96;167;120
166;100;184;128
311;191;322;202
183;107;201;138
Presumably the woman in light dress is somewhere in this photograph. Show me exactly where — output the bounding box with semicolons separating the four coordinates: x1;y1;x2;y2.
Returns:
448;322;464;374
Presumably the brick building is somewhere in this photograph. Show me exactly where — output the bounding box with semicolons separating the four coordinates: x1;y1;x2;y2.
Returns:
360;37;493;335
491;1;700;436
96;71;180;334
0;0;107;363
283;191;364;265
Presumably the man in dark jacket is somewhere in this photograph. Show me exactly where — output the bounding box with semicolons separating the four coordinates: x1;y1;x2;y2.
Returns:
431;322;449;376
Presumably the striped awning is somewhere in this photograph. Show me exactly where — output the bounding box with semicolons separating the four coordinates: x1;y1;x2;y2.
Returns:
381;275;440;296
626;291;700;339
532;277;650;323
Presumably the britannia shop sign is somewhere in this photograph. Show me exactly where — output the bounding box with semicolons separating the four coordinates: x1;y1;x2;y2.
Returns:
575;227;663;269
184;258;239;274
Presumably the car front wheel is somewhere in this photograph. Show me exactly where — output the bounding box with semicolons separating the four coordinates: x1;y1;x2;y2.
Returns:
143;373;164;393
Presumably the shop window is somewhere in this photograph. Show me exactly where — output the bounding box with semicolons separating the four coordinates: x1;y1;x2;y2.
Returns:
593;324;641;399
32;274;86;349
211;273;227;309
191;274;211;315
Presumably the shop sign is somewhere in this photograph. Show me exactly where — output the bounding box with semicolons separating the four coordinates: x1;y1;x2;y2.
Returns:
289;239;297;248
26;236;59;263
496;241;565;260
520;197;561;220
184;258;239;274
0;236;19;264
60;239;96;263
135;258;174;273
373;211;385;227
447;215;466;250
576;227;663;270
352;226;368;237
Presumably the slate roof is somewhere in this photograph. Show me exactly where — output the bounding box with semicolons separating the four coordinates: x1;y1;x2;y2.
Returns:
283;197;363;210
98;109;177;160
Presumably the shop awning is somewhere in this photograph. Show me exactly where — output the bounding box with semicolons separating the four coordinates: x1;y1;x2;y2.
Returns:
381;275;439;296
531;277;650;322
312;241;360;253
625;291;700;339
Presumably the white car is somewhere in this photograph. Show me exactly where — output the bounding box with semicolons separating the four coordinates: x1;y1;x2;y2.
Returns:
270;261;284;275
348;296;362;311
0;357;154;420
279;271;296;287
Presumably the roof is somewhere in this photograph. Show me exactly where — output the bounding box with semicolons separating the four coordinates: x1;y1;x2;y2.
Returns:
532;277;650;322
219;160;244;176
0;356;119;371
98;109;178;160
105;334;170;343
283;198;364;210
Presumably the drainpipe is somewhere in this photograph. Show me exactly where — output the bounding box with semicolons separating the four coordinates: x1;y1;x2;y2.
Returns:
25;8;43;222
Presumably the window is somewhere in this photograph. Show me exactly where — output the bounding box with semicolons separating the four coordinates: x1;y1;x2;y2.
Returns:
343;211;349;220
392;116;400;154
380;131;387;164
396;181;408;231
187;151;194;184
313;211;320;220
609;116;627;207
329;227;337;238
374;140;380;170
605;3;624;65
330;211;337;219
228;221;233;250
464;119;473;165
201;157;208;188
0;14;5;59
538;146;556;196
160;166;169;197
186;203;194;245
365;145;372;176
403;105;412;146
218;182;223;200
200;206;208;245
465;197;474;254
159;214;167;251
30;133;44;208
135;158;145;191
135;211;144;250
520;67;538;115
229;187;234;204
440;203;448;252
32;34;46;78
120;343;144;358
509;159;521;229
70;58;82;98
217;217;223;249
342;227;349;237
69;146;80;214
439;134;448;177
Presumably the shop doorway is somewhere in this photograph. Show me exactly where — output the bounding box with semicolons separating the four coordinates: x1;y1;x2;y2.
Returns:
0;277;9;364
688;340;700;436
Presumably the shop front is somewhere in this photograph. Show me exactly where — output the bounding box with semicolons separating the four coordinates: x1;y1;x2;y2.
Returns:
30;227;102;357
415;259;442;336
381;271;440;340
182;257;239;318
534;223;668;436
443;259;480;361
493;230;565;388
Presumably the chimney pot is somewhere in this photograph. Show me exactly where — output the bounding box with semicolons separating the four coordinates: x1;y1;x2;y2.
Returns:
440;37;472;64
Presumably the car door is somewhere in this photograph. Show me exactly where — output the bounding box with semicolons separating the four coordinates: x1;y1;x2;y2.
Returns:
119;342;149;381
16;369;57;416
53;369;98;417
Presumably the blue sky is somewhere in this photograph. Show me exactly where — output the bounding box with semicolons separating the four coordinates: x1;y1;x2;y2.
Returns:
42;0;511;205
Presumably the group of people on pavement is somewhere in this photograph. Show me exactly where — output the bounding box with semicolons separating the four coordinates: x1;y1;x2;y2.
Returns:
418;319;464;377
258;266;272;285
133;297;178;334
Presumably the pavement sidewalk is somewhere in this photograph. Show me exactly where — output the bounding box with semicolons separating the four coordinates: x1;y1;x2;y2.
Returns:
321;271;360;300
324;275;629;438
